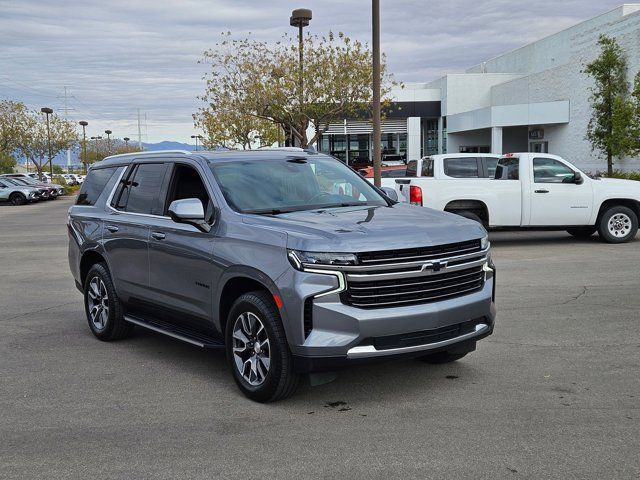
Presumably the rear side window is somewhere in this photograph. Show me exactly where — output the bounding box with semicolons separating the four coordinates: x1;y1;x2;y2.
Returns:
421;158;434;177
495;157;520;180
405;160;418;177
444;157;479;178
76;167;118;206
120;163;168;215
484;157;499;178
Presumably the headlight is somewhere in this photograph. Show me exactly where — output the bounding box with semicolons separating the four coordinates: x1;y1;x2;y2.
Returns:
287;250;357;270
480;234;489;250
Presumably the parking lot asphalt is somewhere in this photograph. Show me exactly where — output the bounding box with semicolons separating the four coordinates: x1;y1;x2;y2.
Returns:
1;196;639;479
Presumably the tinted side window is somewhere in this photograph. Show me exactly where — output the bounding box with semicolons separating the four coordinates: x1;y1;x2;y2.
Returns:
76;167;118;206
533;158;575;183
444;158;479;178
421;158;434;177
484;157;499;178
123;163;168;214
405;160;418;177
495;158;520;180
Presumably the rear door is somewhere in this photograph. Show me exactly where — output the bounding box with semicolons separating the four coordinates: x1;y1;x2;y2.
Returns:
528;157;593;226
103;162;169;306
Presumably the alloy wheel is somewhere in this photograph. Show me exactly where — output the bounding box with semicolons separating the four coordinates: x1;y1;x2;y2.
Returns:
232;312;271;386
87;276;109;331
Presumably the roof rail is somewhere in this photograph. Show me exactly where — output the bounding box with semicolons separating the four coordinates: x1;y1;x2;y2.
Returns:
257;146;306;152
103;149;191;160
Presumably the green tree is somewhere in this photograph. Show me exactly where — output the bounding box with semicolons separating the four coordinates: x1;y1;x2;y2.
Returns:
0;151;16;174
15;109;78;179
630;71;640;153
584;35;638;175
195;109;282;150
197;31;396;149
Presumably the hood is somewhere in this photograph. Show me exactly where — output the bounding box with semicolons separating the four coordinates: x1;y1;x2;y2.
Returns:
242;203;486;253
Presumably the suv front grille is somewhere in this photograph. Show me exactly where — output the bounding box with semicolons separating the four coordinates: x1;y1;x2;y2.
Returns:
341;240;487;309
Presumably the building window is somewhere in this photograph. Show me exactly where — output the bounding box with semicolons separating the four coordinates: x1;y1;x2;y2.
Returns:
424;119;438;156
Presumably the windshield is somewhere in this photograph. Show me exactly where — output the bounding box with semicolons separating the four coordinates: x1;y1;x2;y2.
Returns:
210;156;388;214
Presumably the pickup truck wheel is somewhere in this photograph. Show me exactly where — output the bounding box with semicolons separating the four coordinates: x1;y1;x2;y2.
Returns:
598;206;638;243
226;291;300;402
84;263;132;341
9;193;26;206
566;226;597;238
417;351;468;364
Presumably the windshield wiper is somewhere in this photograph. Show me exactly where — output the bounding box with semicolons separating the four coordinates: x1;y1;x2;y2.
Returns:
315;202;371;210
244;208;295;215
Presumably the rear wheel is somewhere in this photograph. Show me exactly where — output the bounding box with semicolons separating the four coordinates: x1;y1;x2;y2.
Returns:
84;263;132;341
225;291;299;402
9;193;26;206
566;226;597;238
598;206;638;243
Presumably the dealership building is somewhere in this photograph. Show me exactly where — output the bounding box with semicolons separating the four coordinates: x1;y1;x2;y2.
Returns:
317;4;640;172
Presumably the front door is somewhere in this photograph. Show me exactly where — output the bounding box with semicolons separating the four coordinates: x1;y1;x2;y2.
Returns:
147;162;219;333
529;157;593;226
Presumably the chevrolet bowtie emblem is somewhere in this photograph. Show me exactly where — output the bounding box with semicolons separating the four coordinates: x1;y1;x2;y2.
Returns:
421;260;448;272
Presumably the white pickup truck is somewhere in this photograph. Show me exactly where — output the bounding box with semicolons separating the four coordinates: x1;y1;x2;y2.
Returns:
395;152;640;243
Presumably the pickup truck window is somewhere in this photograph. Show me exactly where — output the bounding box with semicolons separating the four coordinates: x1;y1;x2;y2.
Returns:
485;157;499;177
444;157;480;178
495;158;520;180
421;158;434;177
406;160;418;177
210;156;387;214
533;158;575;183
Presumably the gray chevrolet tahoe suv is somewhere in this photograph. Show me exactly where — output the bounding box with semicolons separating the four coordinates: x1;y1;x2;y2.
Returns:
68;149;496;402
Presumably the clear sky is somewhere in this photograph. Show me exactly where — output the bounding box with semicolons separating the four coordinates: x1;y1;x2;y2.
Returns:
0;0;628;143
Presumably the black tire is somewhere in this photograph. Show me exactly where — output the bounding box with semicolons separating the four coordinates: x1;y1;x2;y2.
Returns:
225;291;300;402
83;262;132;341
9;193;26;206
566;226;597;238
597;206;638;244
417;351;469;364
451;210;484;225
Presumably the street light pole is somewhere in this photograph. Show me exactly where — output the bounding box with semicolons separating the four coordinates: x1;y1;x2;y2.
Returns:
79;121;88;173
372;0;382;188
41;107;54;180
104;130;112;155
290;8;312;147
191;134;199;151
123;137;130;148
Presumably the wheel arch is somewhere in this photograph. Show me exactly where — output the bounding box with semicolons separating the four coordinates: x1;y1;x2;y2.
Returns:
596;198;640;223
444;199;490;225
216;268;282;337
79;249;108;286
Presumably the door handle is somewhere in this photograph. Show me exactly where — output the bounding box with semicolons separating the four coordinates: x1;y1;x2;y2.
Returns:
534;189;549;194
151;231;166;240
105;224;119;232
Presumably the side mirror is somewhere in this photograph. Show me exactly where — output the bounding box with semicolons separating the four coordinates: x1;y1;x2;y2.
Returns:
574;172;584;185
168;198;211;233
380;186;399;202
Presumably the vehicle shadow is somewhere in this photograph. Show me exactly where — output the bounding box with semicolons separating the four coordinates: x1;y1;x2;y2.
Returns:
120;326;478;407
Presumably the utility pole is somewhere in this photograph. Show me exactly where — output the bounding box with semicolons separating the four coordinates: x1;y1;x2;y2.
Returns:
372;0;382;188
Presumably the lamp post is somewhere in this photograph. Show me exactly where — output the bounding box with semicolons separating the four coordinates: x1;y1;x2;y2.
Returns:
290;8;312;147
41;107;54;180
123;137;130;148
191;134;200;151
79;121;88;173
91;135;103;161
104;130;112;155
372;0;382;187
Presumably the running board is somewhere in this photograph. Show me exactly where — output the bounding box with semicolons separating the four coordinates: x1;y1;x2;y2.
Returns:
124;315;224;349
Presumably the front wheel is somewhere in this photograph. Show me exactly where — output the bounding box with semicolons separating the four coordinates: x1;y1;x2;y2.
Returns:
9;193;26;206
225;291;299;402
598;206;638;243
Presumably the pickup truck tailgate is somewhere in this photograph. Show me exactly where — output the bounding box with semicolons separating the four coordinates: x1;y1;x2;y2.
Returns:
395;179;411;203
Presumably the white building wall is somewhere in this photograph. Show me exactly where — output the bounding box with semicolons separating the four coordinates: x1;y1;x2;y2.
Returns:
447;129;491;154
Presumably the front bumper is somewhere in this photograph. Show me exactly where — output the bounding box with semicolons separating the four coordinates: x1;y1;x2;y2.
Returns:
281;261;496;372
